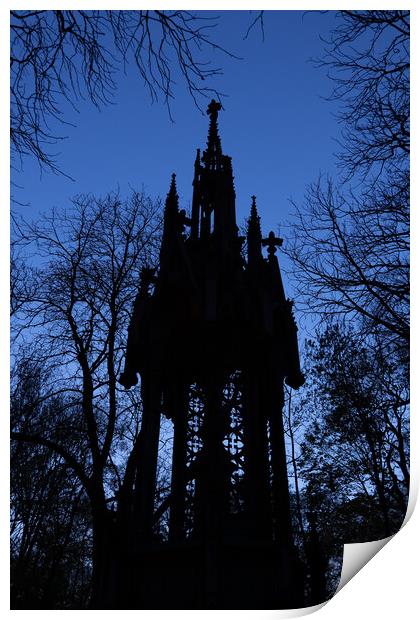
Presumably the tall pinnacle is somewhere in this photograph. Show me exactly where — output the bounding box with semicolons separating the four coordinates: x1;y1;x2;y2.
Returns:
250;195;260;223
161;173;179;249
165;173;179;212
248;196;262;239
204;99;223;166
247;195;263;265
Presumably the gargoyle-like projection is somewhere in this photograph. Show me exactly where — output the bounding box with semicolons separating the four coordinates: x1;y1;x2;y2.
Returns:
119;101;305;609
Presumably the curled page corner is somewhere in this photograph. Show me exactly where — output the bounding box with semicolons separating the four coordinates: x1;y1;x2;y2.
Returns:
274;602;327;618
335;484;416;596
253;481;417;619
402;482;418;526
336;535;393;593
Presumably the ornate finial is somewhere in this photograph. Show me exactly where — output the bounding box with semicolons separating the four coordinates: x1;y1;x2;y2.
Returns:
169;172;176;191
207;99;222;119
203;100;223;167
262;230;283;256
248;196;260;227
251;195;258;216
166;173;179;208
247;196;262;262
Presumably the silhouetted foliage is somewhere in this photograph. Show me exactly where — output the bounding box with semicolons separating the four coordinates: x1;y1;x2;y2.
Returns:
281;17;410;598
11;356;92;608
317;10;409;179
283;323;409;600
10;11;410;609
286;175;409;360
285;155;409;588
11;190;162;607
285;10;409;361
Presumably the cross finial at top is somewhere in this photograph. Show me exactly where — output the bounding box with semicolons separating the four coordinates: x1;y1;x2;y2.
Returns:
262;230;283;256
207;99;222;118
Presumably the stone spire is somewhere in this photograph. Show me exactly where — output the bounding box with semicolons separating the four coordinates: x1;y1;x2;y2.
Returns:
249;196;261;236
247;195;263;266
165;173;179;213
203;99;222;168
160;173;180;265
191;150;201;240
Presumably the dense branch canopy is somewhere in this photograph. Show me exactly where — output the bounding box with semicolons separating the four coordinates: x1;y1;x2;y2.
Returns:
315;10;409;179
286;11;409;364
10;10;236;174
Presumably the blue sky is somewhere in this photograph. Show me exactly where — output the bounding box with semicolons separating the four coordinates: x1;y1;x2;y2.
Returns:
12;10;342;238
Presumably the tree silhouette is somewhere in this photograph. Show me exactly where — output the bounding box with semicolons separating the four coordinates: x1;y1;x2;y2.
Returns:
286;175;409;359
285;10;409;363
10;10;239;174
283;323;409;601
318;10;409;180
11;356;92;608
11;190;162;606
10;11;410;609
281;13;410;593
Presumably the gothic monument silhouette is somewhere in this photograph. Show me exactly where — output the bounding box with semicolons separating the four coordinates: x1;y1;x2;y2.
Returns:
119;100;305;609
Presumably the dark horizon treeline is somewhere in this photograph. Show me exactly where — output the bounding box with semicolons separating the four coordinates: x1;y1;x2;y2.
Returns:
10;10;409;609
